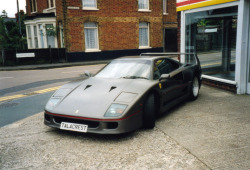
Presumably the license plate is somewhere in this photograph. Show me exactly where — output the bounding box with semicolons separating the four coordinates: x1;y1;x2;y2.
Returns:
60;122;88;133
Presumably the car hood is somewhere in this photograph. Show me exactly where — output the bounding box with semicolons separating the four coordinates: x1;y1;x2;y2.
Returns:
50;77;156;119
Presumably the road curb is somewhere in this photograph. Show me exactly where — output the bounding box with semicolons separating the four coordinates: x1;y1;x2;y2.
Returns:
0;60;110;71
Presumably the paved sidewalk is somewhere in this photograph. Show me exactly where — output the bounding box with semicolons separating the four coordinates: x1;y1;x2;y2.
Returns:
0;85;249;169
157;85;250;169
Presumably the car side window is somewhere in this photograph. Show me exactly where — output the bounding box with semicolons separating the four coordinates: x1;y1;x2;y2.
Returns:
153;59;176;80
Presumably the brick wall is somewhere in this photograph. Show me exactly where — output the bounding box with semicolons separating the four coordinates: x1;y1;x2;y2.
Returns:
26;0;48;16
163;0;177;24
63;0;163;52
26;0;178;53
26;0;31;16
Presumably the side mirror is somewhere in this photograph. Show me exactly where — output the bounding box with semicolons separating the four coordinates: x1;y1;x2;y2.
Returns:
159;74;170;81
84;71;92;77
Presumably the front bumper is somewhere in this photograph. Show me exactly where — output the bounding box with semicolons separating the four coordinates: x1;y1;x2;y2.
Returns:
44;110;143;134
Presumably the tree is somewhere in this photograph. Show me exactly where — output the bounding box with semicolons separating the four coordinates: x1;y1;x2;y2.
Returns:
0;17;8;50
0;10;27;50
1;10;7;17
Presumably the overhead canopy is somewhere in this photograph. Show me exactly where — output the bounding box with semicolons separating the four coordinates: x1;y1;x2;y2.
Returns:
176;0;239;11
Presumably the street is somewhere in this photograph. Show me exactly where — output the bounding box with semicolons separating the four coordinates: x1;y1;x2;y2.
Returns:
0;64;105;127
0;64;105;97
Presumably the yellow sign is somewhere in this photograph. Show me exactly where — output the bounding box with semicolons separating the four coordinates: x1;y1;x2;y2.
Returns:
177;0;238;11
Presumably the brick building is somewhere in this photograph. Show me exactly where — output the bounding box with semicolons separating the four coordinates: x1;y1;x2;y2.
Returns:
24;0;177;61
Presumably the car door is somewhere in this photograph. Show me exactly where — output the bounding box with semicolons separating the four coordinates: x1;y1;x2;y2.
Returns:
153;59;184;106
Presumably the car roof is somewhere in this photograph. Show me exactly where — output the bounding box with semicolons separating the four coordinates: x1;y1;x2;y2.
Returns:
115;55;180;63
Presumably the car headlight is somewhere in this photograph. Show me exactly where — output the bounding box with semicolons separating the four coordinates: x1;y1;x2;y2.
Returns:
45;98;61;110
45;88;72;110
104;104;127;117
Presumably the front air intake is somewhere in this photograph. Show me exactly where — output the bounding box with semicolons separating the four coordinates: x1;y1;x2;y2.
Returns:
109;86;117;92
84;85;92;90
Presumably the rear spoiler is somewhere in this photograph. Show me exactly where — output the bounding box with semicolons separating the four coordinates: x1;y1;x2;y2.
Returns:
140;52;200;65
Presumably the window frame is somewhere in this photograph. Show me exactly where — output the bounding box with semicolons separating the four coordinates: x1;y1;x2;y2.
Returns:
33;25;38;48
138;0;151;12
59;23;64;48
84;22;100;52
163;0;168;15
82;0;98;10
139;22;151;49
47;0;56;9
24;18;58;49
30;0;37;13
38;24;45;48
27;25;33;48
45;24;56;48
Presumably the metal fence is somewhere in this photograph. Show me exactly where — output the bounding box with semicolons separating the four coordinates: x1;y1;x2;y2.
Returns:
1;48;67;66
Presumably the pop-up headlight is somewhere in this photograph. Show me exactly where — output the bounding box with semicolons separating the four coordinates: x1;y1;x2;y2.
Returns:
104;104;127;117
45;88;71;110
45;98;61;110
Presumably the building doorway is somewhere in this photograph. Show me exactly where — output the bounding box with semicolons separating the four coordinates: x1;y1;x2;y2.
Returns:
164;28;178;52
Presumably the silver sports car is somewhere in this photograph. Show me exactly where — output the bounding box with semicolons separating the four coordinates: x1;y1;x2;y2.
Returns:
44;53;201;134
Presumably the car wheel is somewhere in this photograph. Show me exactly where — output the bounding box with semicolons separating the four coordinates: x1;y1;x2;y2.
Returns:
143;94;155;129
189;75;200;101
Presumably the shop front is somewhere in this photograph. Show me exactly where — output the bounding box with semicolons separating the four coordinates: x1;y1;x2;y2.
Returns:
177;0;250;94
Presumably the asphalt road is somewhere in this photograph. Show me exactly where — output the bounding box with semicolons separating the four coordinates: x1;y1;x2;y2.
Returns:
0;64;105;97
0;92;53;127
0;64;105;127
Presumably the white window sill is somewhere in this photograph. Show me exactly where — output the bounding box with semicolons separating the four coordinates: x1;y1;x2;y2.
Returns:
67;6;80;10
138;9;151;12
46;7;56;10
43;7;56;13
163;13;168;15
139;46;152;49
31;11;37;14
85;49;101;53
82;7;99;11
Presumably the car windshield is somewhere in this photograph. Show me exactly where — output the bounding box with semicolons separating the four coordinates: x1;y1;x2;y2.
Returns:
95;59;151;79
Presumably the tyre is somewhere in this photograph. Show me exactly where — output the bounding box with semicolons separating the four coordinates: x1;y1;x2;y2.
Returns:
189;75;200;101
143;94;155;129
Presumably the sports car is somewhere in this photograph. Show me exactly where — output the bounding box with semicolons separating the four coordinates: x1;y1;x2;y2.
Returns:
44;53;201;134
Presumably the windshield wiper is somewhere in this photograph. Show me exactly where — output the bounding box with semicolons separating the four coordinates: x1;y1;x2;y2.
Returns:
121;76;149;80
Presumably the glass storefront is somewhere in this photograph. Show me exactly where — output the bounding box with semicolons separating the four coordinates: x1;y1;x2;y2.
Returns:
185;6;238;81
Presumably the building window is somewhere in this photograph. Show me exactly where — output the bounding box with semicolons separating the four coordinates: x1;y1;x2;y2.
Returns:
47;0;55;8
139;22;150;48
185;6;238;81
59;23;64;48
27;25;33;48
46;24;55;48
39;24;45;48
139;0;149;11
25;19;57;49
33;26;38;48
30;0;37;12
84;22;99;51
82;0;97;9
163;0;167;14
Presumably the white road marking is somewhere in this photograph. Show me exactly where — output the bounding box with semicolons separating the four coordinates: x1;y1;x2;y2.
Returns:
0;77;13;80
